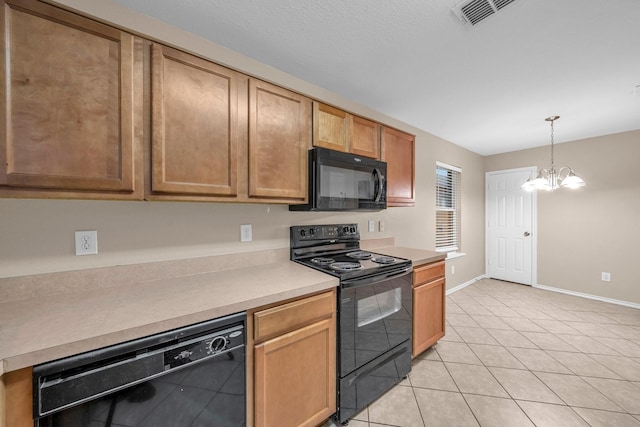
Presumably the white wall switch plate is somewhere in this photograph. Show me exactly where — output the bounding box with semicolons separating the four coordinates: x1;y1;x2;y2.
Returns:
75;230;98;256
378;220;385;232
601;272;611;282
368;220;375;232
240;224;252;242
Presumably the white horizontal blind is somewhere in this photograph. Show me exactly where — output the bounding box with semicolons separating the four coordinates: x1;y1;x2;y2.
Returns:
436;162;461;252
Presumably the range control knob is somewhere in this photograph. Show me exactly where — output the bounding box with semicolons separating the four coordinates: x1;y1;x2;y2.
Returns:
300;229;306;237
208;336;227;353
342;226;349;234
309;228;316;236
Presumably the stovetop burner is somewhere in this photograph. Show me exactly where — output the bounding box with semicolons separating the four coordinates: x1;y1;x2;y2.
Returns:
371;256;396;264
290;224;412;280
329;262;362;272
311;257;335;265
346;251;372;260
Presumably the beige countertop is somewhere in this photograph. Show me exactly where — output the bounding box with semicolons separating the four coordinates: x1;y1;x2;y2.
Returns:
373;246;446;266
0;257;337;375
0;244;443;375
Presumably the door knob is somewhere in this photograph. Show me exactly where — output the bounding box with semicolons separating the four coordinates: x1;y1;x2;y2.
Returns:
524;232;530;237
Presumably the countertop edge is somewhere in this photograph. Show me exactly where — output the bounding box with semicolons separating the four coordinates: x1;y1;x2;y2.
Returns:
0;245;443;375
0;262;338;374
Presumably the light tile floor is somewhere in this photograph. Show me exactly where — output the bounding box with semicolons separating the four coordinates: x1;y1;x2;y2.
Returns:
331;278;640;427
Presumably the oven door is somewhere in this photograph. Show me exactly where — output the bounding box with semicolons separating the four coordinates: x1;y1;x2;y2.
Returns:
337;267;412;423
339;267;412;376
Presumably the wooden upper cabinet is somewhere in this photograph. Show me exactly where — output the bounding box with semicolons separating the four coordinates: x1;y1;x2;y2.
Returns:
150;43;241;197
0;0;142;198
351;115;380;159
313;102;350;153
249;79;311;202
381;126;415;206
313;102;379;159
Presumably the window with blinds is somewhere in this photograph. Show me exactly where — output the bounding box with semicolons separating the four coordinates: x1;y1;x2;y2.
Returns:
436;162;461;252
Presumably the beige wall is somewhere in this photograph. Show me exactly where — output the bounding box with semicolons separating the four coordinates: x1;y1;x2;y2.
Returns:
485;130;640;304
0;0;486;291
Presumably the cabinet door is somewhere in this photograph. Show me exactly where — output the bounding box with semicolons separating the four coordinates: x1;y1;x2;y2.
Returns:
151;44;240;196
2;367;33;427
413;278;445;357
313;102;350;153
381;127;415;206
351;115;380;159
0;0;139;195
255;318;336;427
249;80;311;201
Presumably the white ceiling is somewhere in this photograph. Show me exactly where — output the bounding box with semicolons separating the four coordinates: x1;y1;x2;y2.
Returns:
113;0;640;155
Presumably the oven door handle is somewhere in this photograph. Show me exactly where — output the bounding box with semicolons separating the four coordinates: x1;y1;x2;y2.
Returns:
340;265;412;289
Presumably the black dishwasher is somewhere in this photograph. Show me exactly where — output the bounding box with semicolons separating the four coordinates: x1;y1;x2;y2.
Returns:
33;312;246;427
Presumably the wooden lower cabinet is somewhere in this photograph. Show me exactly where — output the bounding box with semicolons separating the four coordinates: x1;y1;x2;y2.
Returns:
412;261;446;357
0;367;33;427
252;290;336;427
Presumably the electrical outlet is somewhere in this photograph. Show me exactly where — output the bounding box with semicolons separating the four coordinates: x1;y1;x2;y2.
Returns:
368;220;375;232
379;220;385;232
240;224;252;242
75;230;98;256
601;272;611;282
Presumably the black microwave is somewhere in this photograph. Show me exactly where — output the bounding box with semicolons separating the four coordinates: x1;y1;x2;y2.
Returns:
290;147;386;211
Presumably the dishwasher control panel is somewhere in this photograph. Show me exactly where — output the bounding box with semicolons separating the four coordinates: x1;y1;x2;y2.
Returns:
164;324;244;368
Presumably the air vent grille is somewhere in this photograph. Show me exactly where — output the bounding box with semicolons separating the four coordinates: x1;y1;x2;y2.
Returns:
461;0;495;25
452;0;517;26
493;0;516;10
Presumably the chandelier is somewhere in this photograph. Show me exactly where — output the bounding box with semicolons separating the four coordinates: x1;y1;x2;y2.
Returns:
521;116;585;192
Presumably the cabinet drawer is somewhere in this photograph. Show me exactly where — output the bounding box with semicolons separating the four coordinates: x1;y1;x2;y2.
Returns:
413;261;445;286
254;290;335;342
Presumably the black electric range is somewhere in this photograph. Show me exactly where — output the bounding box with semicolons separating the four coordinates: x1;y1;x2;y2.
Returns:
290;224;413;424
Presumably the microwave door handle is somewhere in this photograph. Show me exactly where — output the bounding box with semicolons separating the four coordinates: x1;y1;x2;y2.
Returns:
373;168;384;202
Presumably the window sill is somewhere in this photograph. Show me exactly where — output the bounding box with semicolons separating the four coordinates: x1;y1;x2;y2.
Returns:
445;252;466;260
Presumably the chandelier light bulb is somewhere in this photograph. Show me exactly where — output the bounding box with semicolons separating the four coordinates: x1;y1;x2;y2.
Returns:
561;171;586;189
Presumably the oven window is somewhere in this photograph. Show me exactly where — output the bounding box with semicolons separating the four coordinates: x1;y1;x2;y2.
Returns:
357;287;401;327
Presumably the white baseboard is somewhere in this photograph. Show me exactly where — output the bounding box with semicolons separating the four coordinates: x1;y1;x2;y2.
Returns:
533;283;640;310
446;274;488;295
447;277;640;310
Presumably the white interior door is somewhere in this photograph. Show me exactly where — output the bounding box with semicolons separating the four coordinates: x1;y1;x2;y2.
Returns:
486;168;536;285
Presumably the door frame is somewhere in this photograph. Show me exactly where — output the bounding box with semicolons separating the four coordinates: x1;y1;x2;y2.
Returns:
485;167;538;286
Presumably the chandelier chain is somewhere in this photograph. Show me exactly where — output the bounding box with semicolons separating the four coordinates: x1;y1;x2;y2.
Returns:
550;117;555;168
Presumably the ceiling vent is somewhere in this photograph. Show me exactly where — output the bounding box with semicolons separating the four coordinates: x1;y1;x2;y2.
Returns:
452;0;516;25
